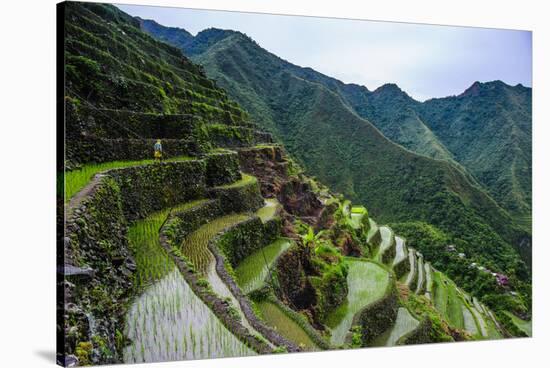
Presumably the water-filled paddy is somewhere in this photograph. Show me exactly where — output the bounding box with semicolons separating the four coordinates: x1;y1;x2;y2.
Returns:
256;198;280;223
376;226;393;261
257;301;319;350
235;238;291;294
371;307;419;347
393;236;407;266
123;269;255;363
325;259;390;346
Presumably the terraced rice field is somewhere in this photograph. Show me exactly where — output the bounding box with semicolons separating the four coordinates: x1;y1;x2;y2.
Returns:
63;156;191;200
424;263;433;299
180;214;249;273
415;255;425;294
235;239;291;294
179;213;267;340
404;249;417;287
376;226;394;262
372;307;419;347
128;201;206;290
366;219;379;243
445;283;465;329
462;304;480;336
256;198;280;223
325;259;390;346
393;236;407;266
257;301;319;350
350;206;367;230
432;271;449;317
504;311;531;337
215;173;257;189
124;269;255;363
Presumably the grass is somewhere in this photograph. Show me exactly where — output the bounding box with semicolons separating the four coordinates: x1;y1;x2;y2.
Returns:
325;259;390;346
503;311;532;337
371;307;419;347
128;200;206;291
235;239;291;294
256;198;280;223
63;156;192;201
180;213;250;273
257;301;318;350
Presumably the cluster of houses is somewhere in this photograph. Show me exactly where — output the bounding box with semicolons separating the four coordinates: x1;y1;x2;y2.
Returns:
445;244;509;287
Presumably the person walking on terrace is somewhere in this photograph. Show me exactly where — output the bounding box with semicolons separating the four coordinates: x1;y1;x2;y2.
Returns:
154;139;163;161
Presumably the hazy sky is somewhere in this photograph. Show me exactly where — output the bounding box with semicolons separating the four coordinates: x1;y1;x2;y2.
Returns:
117;4;532;101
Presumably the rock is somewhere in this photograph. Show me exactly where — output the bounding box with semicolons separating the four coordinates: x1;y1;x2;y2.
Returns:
60;354;79;367
61;265;95;281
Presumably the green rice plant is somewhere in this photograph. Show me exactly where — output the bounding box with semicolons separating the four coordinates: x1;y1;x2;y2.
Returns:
235;239;291;294
123;269;256;363
128;200;205;291
180;213;249;273
432;271;449;317
257;301;318;350
63;156;192;201
445;283;465;329
325;259;390;346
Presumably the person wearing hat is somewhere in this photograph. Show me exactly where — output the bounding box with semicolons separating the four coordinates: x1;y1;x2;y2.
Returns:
154;139;163;161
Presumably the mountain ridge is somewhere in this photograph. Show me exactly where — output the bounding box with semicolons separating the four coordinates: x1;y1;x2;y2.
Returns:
138;15;531;316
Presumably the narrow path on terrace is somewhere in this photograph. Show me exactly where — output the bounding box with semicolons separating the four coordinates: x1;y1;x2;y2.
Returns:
64;156;192;202
325;259;390;346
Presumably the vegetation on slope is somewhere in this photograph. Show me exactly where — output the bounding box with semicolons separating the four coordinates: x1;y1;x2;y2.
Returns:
141;25;529;271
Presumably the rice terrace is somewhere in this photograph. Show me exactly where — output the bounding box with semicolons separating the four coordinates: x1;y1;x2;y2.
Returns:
57;2;532;366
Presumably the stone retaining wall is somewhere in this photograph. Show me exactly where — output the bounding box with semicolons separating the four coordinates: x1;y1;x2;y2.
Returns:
67;137;202;167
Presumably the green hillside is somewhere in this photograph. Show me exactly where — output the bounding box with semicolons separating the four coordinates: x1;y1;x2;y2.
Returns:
142;26;529;266
419;81;532;226
58;5;531;366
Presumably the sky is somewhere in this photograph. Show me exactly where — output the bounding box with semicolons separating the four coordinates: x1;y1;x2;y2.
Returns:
117;4;532;101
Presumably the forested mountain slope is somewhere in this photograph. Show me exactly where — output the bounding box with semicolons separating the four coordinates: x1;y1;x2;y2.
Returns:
140;20;531;231
58;4;532;365
139;22;531;316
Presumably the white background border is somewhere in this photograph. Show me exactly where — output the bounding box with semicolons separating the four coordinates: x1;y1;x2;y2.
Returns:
1;0;547;367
